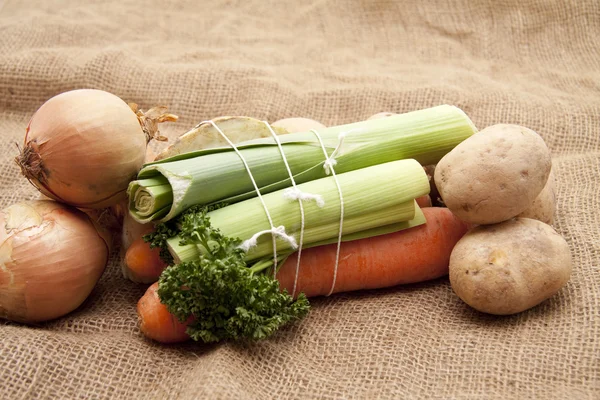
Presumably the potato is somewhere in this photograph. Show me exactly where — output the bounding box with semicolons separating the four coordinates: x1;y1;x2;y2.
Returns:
434;124;552;224
423;164;442;206
367;112;397;120
449;218;572;315
271;117;326;133
517;168;556;224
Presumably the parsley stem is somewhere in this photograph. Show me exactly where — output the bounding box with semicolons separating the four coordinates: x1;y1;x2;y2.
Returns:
249;254;288;275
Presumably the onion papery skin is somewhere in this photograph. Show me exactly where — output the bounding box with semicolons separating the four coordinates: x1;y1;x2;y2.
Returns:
0;200;109;323
17;89;147;209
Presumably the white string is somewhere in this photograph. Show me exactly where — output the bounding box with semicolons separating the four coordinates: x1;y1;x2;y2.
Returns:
282;188;325;208
263;122;324;296
206;120;293;270
310;129;345;296
322;132;347;175
238;226;297;252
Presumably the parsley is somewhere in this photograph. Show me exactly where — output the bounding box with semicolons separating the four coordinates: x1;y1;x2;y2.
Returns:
143;221;177;264
147;205;310;343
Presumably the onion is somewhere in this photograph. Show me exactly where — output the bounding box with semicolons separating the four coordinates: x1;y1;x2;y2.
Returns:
15;89;176;209
0;200;109;323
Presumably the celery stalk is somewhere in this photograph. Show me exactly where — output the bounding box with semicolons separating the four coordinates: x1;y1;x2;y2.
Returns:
128;105;476;223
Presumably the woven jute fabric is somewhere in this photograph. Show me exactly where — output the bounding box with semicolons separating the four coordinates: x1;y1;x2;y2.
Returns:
0;0;598;398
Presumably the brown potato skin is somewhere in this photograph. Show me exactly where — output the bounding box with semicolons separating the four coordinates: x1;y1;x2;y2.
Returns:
518;168;556;224
434;124;552;225
449;218;572;315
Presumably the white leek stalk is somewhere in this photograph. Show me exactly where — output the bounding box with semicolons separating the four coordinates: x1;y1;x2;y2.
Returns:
168;159;430;263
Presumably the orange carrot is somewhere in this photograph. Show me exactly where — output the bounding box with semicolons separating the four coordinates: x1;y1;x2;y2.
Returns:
276;207;470;298
137;207;469;342
125;238;167;284
415;194;432;208
137;282;191;343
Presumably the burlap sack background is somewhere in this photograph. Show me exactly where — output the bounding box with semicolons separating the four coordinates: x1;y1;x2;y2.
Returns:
0;0;598;398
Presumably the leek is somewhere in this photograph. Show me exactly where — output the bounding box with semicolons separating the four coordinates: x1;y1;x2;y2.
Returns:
128;105;477;223
166;159;430;263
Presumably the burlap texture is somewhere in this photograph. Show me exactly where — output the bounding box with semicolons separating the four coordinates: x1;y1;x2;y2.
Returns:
0;0;598;398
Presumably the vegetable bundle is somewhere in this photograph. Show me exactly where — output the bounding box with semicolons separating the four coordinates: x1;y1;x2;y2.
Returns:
133;106;478;342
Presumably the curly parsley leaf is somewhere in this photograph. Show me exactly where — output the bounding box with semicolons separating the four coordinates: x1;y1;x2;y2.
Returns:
142;202;229;264
143;221;177;264
155;205;310;343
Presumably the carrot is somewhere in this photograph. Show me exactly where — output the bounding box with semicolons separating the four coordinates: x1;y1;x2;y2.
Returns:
415;194;432;208
125;238;167;284
137;207;469;342
137;282;191;343
276;207;470;298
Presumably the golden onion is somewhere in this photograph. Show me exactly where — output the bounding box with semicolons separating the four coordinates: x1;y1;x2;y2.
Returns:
16;89;176;209
0;200;109;323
